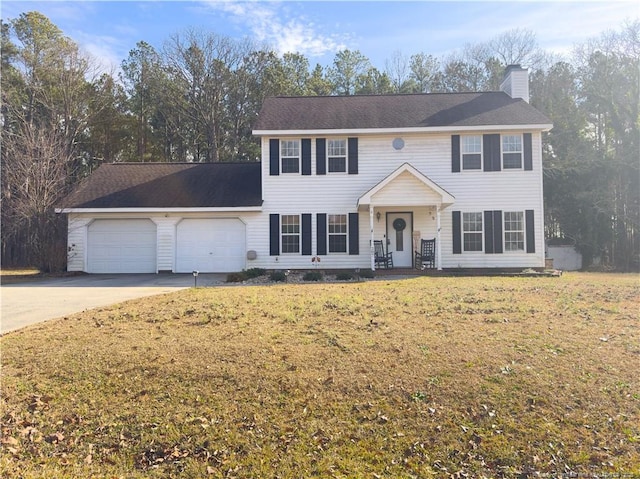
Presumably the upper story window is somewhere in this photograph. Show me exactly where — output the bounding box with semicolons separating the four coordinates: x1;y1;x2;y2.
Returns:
281;215;300;253
327;139;347;173
280;140;300;173
462;135;482;170
328;214;347;253
463;212;483;251
502;135;523;169
504;211;524;251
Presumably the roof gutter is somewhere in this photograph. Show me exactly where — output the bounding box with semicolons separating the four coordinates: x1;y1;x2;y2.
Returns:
55;206;263;214
253;124;553;136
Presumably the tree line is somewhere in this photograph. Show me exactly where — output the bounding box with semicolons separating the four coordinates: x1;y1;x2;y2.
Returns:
1;11;638;271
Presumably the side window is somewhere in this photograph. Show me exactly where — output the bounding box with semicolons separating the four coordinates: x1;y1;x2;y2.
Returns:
502;135;523;169
280;140;300;173
504;211;524;251
327;139;347;173
463;212;483;251
328;214;347;253
462;135;482;170
281;215;300;253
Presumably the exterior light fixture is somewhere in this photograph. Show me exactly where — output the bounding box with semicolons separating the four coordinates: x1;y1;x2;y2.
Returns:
376;212;381;222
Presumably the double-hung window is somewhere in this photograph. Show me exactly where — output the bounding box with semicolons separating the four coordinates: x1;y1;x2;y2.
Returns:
502;135;522;169
328;214;347;253
280;140;300;173
462;135;482;170
463;212;483;252
327;139;347;173
281;215;300;253
504;212;524;251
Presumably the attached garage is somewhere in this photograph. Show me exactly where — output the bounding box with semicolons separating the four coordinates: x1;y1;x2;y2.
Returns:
175;218;246;273
87;219;157;273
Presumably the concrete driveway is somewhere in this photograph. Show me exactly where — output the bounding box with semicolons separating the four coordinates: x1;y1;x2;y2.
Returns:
1;273;225;334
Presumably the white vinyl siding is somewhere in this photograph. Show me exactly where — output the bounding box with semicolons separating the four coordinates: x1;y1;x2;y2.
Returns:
256;131;545;270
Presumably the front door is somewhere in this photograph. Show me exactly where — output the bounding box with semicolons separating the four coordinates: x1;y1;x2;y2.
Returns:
387;212;412;267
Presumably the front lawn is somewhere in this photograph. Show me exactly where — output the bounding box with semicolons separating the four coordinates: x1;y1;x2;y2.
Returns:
1;273;638;477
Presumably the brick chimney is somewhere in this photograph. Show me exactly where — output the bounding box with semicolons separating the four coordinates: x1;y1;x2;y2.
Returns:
500;64;529;103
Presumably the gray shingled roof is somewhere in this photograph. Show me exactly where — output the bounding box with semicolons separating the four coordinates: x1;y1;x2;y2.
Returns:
59;162;262;209
253;92;552;131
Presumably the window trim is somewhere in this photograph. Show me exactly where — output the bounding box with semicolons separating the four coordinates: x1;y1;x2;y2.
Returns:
503;211;525;252
327;214;348;253
280;139;301;174
462;212;484;252
461;135;483;171
502;134;523;170
326;138;348;174
280;214;301;254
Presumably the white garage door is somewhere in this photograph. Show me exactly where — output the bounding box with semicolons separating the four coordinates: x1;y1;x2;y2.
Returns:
87;219;157;273
176;219;246;273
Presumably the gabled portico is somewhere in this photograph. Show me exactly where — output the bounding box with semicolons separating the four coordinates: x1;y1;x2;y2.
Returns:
357;163;455;271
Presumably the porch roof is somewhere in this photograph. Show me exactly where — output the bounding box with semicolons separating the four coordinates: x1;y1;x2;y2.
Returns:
357;163;455;209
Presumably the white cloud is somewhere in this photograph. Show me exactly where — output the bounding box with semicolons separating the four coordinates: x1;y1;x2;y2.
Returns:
199;0;349;57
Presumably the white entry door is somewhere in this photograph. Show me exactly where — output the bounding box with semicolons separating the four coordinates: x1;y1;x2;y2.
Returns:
175;219;246;273
387;213;413;267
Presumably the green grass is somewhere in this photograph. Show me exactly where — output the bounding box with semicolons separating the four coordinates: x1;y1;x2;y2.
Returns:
1;273;639;477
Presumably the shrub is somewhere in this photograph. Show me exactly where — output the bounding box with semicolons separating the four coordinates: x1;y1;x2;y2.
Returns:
335;272;353;281
244;268;266;279
358;269;375;278
226;272;248;283
303;271;323;281
270;271;287;282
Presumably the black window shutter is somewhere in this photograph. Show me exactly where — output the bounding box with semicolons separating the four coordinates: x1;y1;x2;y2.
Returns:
316;138;326;175
484;211;494;254
301;139;312;175
348;138;358;174
302;214;312;255
483;134;501;172
452;211;462;254
348;212;359;255
525;209;535;253
317;213;327;255
269;139;279;176
523;133;533;171
269;214;280;255
493;210;503;254
451;135;461;173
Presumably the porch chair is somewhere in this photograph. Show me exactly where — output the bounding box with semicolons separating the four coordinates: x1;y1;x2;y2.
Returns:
414;238;436;270
374;240;393;269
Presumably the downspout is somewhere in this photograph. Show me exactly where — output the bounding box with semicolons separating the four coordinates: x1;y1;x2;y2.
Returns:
369;206;375;271
436;205;442;270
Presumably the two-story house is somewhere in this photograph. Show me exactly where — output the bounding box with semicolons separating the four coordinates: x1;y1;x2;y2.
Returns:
57;65;552;273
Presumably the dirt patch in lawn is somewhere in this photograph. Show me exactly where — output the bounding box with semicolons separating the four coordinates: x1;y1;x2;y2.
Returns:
1;273;638;478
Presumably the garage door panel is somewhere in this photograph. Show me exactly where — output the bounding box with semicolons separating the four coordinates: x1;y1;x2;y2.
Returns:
176;219;245;273
87;219;156;273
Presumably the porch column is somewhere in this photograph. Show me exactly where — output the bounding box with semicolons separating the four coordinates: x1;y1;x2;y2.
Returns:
369;206;375;270
436;206;442;270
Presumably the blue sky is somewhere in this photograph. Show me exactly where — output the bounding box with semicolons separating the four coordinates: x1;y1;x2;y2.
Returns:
2;1;637;72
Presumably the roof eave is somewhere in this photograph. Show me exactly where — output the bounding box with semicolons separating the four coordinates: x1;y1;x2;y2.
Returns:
55;206;263;214
253;124;553;136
